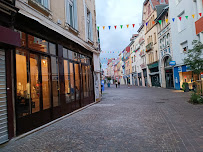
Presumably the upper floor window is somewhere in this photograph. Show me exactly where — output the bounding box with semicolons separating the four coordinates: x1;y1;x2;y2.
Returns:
86;7;93;41
36;0;49;9
66;0;78;30
178;11;186;32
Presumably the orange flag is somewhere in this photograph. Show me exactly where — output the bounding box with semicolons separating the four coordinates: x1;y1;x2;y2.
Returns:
152;21;155;25
192;14;195;18
126;24;129;28
103;26;105;30
165;19;168;23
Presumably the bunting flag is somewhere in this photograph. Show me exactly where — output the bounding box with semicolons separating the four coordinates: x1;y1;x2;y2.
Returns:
199;13;202;17
146;22;148;26
165;19;168;23
179;17;182;21
97;26;99;30
158;20;162;24
172;18;175;22
108;26;111;30
103;26;105;30
127;24;129;28
132;24;135;28
114;25;117;29
192;14;195;18
120;25;123;29
152;21;155;25
185;16;188;19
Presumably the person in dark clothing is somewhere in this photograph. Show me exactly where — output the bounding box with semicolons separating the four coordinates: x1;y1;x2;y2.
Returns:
115;81;118;88
118;81;120;88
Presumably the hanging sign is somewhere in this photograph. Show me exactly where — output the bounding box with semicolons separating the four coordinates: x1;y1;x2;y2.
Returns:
169;61;176;66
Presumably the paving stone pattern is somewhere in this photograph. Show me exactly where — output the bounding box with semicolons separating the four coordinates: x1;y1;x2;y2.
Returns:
1;86;203;152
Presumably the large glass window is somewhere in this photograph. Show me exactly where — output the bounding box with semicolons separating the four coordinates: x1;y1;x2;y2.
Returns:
49;43;56;55
64;60;71;103
41;56;51;110
28;35;48;53
30;54;40;113
16;49;30;117
75;64;80;100
51;57;60;107
69;62;75;101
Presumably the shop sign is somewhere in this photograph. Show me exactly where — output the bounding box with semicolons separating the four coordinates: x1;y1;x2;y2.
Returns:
148;62;159;69
169;61;176;66
201;73;203;78
178;66;182;72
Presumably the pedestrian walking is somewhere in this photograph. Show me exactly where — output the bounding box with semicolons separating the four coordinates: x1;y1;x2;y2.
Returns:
115;81;118;88
118;81;120;88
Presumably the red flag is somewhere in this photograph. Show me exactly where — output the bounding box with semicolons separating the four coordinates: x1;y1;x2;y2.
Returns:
199;13;202;17
179;17;182;21
114;25;117;29
132;24;135;28
152;21;155;25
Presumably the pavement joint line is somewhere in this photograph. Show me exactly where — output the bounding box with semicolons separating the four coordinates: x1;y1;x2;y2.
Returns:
9;101;100;143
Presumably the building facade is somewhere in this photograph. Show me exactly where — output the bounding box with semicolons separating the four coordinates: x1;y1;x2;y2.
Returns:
169;0;199;90
0;0;100;143
156;5;174;89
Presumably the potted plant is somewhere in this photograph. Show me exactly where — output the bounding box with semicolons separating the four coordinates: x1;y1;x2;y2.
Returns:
182;82;189;92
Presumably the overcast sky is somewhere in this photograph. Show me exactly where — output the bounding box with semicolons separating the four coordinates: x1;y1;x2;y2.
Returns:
95;0;144;69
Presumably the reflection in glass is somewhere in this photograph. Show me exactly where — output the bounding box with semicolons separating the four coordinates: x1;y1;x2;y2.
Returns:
30;54;40;113
16;49;30;117
82;65;88;98
41;56;51;110
28;35;48;52
64;60;71;103
69;62;75;101
49;43;56;55
51;57;60;107
63;48;68;58
75;64;80;100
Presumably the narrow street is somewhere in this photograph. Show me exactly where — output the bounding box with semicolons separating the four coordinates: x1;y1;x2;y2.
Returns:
1;86;203;152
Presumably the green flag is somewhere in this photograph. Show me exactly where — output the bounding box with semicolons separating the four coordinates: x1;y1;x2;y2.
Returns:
185;16;188;19
120;25;123;29
97;26;99;30
159;20;162;24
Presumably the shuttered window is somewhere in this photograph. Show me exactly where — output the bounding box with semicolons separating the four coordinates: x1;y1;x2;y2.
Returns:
0;50;8;144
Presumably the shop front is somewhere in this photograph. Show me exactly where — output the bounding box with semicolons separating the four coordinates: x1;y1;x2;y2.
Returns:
142;69;148;87
138;73;142;86
148;62;160;87
14;30;94;135
132;72;137;86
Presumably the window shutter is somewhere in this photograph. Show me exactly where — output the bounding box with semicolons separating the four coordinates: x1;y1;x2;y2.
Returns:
73;0;78;30
66;0;70;24
90;12;93;41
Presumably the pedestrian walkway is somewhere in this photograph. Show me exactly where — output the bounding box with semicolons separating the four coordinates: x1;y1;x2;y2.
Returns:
1;86;203;152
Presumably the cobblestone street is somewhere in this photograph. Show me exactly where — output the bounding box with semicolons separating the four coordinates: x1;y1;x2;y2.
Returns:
1;86;203;152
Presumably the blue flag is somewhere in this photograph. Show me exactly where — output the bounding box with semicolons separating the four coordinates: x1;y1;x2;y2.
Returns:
172;18;175;22
108;26;111;30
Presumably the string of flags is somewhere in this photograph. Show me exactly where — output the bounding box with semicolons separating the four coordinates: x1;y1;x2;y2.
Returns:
101;51;122;53
97;13;203;30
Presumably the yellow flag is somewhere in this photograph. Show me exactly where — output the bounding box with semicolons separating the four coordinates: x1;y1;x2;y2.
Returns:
165;19;168;23
192;14;195;18
127;24;129;28
103;26;105;30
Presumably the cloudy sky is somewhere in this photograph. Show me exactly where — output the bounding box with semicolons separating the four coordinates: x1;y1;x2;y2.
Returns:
95;0;144;69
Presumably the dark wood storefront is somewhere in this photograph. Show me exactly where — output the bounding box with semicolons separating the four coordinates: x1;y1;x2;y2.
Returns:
14;14;95;135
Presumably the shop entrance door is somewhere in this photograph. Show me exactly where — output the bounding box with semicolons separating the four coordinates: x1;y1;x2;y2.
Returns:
16;49;52;135
0;49;8;144
165;69;174;89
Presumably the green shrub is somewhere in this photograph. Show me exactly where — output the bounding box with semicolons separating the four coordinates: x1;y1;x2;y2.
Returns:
190;92;203;104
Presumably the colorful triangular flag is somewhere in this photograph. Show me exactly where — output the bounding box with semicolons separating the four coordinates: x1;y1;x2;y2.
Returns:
179;17;182;21
132;24;135;28
114;25;117;29
127;24;129;28
152;21;155;25
108;26;111;30
120;25;123;29
103;26;105;30
199;13;202;17
172;18;175;22
185;16;188;19
192;14;195;18
158;20;162;24
146;22;148;26
97;26;99;30
165;19;168;23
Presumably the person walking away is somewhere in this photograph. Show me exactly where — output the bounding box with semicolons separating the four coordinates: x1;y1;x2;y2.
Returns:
115;81;118;88
118;81;120;88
